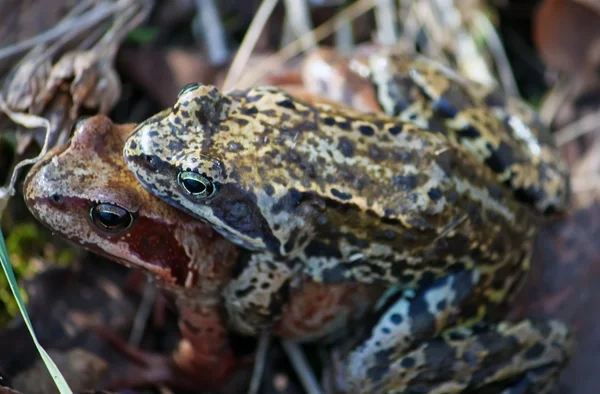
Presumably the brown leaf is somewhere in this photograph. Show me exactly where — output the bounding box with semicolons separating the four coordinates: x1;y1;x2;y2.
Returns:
534;0;600;73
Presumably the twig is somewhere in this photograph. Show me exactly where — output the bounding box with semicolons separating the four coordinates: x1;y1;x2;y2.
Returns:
539;76;573;126
235;0;377;89
281;340;323;394
0;96;51;212
283;0;317;51
222;0;280;90
334;5;354;54
128;277;156;345
248;329;271;394
555;111;600;146
373;0;397;45
0;1;125;60
193;0;230;65
473;10;520;97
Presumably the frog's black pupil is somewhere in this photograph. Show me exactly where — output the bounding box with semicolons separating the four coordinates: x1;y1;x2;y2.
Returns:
90;203;133;233
98;210;122;226
178;171;215;198
183;178;206;194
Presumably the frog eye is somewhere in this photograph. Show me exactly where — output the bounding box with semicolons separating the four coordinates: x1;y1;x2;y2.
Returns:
90;203;134;233
178;171;216;199
177;83;201;98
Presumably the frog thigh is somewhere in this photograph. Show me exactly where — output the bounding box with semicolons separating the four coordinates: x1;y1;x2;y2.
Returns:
341;319;571;394
344;270;482;381
223;251;297;335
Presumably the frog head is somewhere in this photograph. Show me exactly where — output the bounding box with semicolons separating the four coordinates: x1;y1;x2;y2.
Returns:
124;83;286;255
24;115;237;290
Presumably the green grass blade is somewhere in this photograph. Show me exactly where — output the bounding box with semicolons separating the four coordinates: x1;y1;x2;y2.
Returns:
0;227;73;393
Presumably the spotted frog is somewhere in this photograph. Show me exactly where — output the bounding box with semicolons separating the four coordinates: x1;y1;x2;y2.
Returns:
122;63;571;391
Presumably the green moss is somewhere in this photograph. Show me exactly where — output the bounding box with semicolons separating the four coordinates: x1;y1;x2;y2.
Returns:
0;223;77;325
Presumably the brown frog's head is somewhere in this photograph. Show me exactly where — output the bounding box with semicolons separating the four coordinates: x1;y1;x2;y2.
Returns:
24;115;238;291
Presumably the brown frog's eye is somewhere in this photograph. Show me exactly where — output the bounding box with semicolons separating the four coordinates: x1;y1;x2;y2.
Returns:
90;203;134;233
178;171;215;199
177;83;201;98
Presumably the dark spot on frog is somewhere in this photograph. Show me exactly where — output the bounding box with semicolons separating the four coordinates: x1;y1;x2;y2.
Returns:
366;362;390;383
524;343;546;360
375;230;396;241
390;313;403;325
233;118;249;126
388;125;403;135
330;188;352;200
234;285;256;299
432;95;459;118
246;94;262;103
276;100;296;110
242;106;258;116
337;120;352;131
168;139;185;152
393;175;418;191
322;116;336;126
263;184;275;196
358;125;375;136
368;145;386;161
304;240;342;259
484;141;516;173
228;141;244;152
400;356;415;369
338;136;355;157
436;300;447;311
458;125;481;139
427;188;442;201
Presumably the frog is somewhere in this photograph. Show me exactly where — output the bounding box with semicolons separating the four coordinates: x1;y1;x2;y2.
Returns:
299;46;571;217
122;78;572;391
23;114;389;390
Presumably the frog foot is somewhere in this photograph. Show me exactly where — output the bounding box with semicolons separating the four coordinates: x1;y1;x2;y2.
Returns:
94;325;247;391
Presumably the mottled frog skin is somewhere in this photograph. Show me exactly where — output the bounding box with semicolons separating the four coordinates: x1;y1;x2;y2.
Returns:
301;47;570;216
123;71;571;391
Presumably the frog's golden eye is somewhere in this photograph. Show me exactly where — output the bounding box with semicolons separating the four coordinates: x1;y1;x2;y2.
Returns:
178;171;215;199
178;83;201;98
90;203;134;233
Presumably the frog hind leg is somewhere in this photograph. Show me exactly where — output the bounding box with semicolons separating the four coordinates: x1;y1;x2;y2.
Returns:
337;269;572;394
94;305;251;391
342;319;571;394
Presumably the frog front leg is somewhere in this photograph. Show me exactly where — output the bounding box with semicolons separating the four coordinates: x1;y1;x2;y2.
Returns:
338;271;572;393
224;250;299;335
